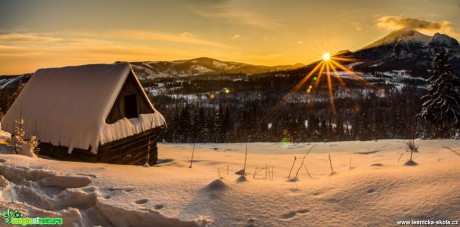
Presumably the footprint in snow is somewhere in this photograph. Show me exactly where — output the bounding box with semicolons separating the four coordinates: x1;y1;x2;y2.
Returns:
280;211;297;219
312;192;321;196
0;159;6;163
297;209;310;214
366;188;376;194
154;204;164;210
280;209;310;219
370;163;384;167
135;199;149;205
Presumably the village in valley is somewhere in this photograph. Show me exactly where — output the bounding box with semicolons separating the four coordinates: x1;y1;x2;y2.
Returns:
1;1;460;226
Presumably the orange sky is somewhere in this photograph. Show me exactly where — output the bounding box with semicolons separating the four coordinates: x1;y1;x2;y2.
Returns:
1;0;459;74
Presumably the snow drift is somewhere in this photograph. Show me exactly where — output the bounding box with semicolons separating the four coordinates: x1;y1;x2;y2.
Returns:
0;138;459;226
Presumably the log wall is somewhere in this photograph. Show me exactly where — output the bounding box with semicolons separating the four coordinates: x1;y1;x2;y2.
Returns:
38;128;161;165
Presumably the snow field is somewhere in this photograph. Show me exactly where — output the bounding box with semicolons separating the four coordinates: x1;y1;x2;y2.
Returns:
0;139;459;226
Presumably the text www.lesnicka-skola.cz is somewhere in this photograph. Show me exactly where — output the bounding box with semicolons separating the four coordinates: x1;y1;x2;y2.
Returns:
397;220;459;225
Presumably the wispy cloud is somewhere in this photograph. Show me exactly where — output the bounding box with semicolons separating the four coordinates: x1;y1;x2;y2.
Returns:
231;34;242;40
352;22;363;31
0;33;113;46
63;30;231;48
195;10;278;29
194;10;279;29
114;30;230;48
377;16;457;36
189;0;278;30
0;30;231;48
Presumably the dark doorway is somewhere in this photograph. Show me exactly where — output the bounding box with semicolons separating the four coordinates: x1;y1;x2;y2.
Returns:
124;94;138;119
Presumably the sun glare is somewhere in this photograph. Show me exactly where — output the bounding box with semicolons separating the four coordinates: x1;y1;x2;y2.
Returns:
267;49;377;122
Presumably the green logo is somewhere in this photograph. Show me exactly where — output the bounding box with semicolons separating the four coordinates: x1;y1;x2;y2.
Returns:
1;208;63;226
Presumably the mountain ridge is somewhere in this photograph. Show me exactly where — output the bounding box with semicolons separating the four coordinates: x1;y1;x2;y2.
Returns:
130;57;305;80
334;29;460;72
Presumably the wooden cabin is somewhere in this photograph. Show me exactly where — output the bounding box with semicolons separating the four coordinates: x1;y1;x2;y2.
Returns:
1;63;166;165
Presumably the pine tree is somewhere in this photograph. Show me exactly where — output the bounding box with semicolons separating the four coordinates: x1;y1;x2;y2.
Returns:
420;49;460;138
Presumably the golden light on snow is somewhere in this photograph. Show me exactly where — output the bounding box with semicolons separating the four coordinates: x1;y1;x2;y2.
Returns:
322;53;331;61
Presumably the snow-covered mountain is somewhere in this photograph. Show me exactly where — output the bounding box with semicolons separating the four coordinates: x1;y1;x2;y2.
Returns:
336;29;460;72
361;29;432;50
130;57;304;80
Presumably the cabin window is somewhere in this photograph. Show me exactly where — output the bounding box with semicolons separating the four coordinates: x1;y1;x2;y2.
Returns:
124;94;138;119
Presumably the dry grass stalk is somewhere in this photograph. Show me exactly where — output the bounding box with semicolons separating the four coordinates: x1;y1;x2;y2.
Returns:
442;146;460;157
293;146;316;180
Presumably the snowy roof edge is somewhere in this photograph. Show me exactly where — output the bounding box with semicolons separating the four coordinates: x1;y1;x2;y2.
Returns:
0;63;166;155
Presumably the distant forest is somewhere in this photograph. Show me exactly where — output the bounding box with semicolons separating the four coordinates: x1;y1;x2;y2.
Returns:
0;66;450;143
149;70;442;143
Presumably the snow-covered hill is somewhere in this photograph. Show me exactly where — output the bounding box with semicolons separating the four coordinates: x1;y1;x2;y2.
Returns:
130;57;304;80
0;136;459;226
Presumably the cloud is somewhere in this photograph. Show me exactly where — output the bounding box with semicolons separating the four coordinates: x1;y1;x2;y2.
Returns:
0;33;112;46
231;34;242;40
352;22;363;31
55;30;230;48
195;10;279;29
377;16;456;35
189;0;278;29
180;32;194;38
115;30;229;48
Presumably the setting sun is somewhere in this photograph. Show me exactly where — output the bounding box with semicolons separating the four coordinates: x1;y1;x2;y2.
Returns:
322;53;331;61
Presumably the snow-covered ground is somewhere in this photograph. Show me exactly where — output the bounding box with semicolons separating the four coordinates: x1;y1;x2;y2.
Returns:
0;131;459;226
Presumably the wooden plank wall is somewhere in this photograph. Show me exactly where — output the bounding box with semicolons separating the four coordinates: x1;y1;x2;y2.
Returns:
106;72;154;124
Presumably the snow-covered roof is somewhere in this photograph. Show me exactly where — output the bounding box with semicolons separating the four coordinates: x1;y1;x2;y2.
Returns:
1;63;165;154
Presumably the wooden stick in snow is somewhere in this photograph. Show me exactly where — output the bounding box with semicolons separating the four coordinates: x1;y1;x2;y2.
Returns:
397;153;404;164
242;143;248;175
288;156;297;179
189;142;196;168
265;164;268;178
271;166;274;181
328;153;336;175
349;156;352;171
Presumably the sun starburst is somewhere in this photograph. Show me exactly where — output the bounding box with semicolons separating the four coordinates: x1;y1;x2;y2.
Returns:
269;52;377;120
